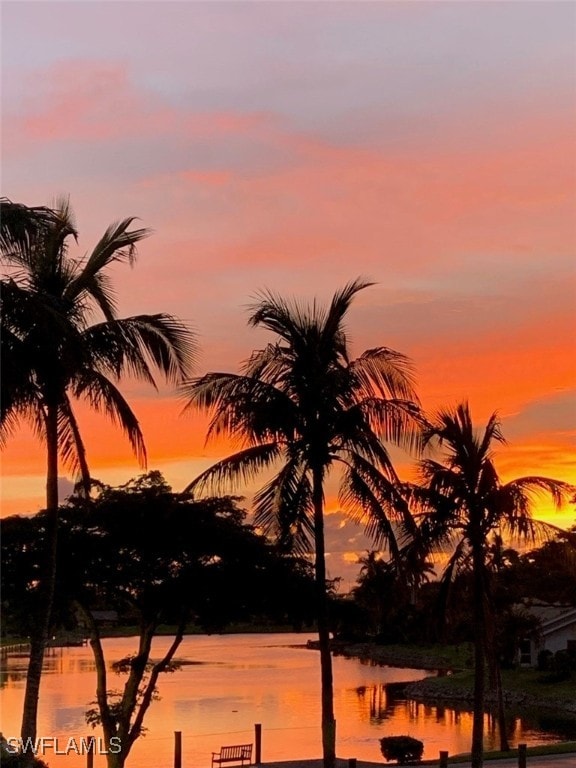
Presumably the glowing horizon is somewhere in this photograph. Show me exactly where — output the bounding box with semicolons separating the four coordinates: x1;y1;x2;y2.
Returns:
2;2;575;579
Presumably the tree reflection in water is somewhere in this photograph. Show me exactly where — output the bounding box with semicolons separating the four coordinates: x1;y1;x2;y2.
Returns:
353;683;576;745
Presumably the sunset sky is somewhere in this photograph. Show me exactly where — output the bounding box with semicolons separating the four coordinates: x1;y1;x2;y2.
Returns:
2;1;575;582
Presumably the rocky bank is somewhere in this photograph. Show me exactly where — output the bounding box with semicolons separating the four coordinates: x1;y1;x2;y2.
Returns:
311;641;576;717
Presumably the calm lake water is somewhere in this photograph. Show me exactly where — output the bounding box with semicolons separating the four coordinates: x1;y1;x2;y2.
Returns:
1;633;574;766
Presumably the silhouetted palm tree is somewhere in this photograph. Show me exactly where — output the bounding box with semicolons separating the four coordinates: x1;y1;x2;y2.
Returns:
406;402;574;768
182;278;422;767
0;197;196;752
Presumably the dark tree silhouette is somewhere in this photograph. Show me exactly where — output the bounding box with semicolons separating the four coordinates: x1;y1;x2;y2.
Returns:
0;198;196;754
503;526;576;606
2;472;319;768
181;278;422;767
405;402;574;768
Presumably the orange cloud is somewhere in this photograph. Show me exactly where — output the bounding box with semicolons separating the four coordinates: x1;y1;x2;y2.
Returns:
416;311;575;417
2;57;574;534
0;397;211;480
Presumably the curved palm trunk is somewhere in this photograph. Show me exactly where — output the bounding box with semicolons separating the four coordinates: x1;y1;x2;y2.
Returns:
471;542;486;768
21;402;59;762
312;465;336;768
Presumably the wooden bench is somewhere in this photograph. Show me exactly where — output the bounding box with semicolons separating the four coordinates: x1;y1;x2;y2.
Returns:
211;743;253;767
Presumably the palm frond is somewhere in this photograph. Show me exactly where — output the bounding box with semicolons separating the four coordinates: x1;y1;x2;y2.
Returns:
347;397;424;455
242;343;291;386
417;458;463;494
85;315;197;386
498;516;556;549
1;278;85;349
350;347;419;403
503;476;575;508
0;322;38;422
72;369;147;466
0;379;41;449
434;538;470;630
414;505;462;553
181;372;295;445
337;452;412;557
322;277;374;352
479;410;505;456
247;288;312;348
0;197;76;267
64;218;151;317
425;402;473;456
341;467;403;560
335;407;397;474
81;272;117;322
28;198;78;295
57;396;91;492
492;477;576;541
184;442;282;495
253;459;314;554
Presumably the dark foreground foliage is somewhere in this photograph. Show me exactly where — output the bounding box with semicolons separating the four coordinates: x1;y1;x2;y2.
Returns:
0;472;318;768
380;735;424;764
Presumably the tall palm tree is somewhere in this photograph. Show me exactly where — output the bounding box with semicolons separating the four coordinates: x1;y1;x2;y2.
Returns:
0;197;196;752
406;402;574;768
181;279;422;767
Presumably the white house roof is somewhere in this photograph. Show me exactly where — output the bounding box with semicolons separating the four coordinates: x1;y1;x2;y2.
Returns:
518;603;576;637
540;608;576;637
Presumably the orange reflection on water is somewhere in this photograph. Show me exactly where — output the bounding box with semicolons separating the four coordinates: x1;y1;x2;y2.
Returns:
1;635;573;767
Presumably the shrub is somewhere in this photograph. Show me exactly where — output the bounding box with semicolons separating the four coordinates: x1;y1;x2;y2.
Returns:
380;735;424;764
537;649;553;671
0;755;49;767
552;649;574;680
0;739;49;767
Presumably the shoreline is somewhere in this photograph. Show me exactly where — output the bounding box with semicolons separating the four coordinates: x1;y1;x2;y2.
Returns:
262;754;576;768
325;640;466;671
403;676;576;716
322;641;576;718
261;753;576;768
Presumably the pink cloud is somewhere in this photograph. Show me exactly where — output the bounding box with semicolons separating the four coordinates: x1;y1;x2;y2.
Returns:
6;60;270;148
130;112;574;280
2;42;574;523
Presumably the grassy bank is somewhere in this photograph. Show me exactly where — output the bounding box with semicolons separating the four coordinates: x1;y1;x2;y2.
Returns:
1;623;312;643
2;624;312;644
330;640;473;671
408;666;576;705
448;741;576;762
331;641;576;715
404;741;576;767
386;742;576;767
96;622;311;638
1;637;28;646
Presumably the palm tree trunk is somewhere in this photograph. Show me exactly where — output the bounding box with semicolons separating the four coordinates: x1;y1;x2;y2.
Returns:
484;596;509;752
471;543;486;768
494;661;509;752
312;464;336;768
21;402;59;761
